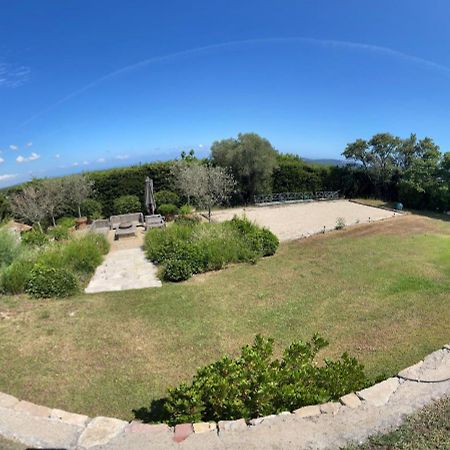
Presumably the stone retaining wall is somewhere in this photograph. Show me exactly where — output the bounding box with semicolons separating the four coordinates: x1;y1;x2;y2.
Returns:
1;344;449;449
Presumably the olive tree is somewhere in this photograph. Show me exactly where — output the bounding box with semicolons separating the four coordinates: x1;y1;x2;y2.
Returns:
10;185;48;231
63;174;94;218
173;162;235;221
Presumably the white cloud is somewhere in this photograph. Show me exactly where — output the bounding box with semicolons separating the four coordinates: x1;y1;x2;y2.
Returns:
114;154;129;160
97;157;106;163
83;161;89;166
0;174;17;181
26;141;33;147
0;157;4;164
0;63;30;88
198;144;204;148
9;145;18;151
55;154;61;159
72;162;79;167
16;152;40;163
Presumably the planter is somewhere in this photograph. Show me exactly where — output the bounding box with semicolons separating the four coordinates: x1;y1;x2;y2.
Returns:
75;217;88;230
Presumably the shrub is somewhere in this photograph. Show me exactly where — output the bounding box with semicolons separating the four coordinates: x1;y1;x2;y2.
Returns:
335;217;346;230
1;255;36;294
21;230;49;247
0;228;20;267
158;203;178;217
62;234;108;274
178;204;194;215
81;198;103;220
155;190;180;207
26;264;79;298
252;228;279;256
146;335;367;425
48;225;70;241
162;258;193;281
56;217;76;229
144;218;279;282
113;195;141;215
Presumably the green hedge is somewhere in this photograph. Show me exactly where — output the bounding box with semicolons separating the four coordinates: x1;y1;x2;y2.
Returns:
87;162;174;216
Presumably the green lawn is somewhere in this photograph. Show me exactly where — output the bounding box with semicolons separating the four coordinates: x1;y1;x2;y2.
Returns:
0;214;450;420
344;396;450;450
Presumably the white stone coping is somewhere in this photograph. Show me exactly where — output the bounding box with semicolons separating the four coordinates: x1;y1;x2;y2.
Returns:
0;344;448;449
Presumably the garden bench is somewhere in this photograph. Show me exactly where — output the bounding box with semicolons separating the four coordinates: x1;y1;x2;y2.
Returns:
114;222;137;240
110;213;144;230
145;214;166;230
89;219;111;234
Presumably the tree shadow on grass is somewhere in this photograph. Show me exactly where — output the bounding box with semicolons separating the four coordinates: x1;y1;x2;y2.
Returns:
132;398;169;423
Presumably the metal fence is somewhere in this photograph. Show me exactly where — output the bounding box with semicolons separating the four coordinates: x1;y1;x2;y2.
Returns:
254;191;339;205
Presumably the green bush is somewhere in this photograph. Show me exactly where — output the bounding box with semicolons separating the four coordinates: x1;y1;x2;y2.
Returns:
56;217;76;229
26;264;79;298
155;190;180;207
158;203;178;217
145;217;279;281
162;258;193;281
178;204;194;215
145;334;367;425
62;234;109;274
113;195;141;215
21;230;49;247
48;225;70;241
1;255;36;294
0;228;20;267
81;198;103;220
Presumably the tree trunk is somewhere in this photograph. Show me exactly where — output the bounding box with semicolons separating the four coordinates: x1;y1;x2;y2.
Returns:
78;204;82;218
208;204;211;223
52;214;56;227
37;222;43;233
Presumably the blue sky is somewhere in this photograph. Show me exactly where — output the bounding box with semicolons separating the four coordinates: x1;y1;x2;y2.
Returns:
1;1;450;187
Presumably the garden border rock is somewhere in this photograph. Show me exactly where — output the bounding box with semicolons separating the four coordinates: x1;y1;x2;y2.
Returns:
0;344;449;449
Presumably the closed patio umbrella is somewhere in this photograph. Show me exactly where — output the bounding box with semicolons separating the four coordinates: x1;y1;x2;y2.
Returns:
145;177;156;215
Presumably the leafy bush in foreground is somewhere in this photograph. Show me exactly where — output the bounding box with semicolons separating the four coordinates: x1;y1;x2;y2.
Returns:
143;335;367;425
48;225;70;241
144;217;279;281
21;230;49;247
26;265;79;298
1;254;37;294
0;228;20;267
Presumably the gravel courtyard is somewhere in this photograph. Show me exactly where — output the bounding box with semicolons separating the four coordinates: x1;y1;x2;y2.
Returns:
211;200;399;241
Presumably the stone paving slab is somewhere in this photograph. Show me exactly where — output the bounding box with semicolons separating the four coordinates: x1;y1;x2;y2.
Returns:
398;348;450;382
78;417;127;448
85;248;161;293
0;405;82;449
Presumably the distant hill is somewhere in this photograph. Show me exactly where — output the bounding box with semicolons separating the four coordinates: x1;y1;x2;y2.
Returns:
302;158;348;167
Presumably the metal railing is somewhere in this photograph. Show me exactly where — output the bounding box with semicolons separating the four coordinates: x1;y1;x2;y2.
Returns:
254;191;339;205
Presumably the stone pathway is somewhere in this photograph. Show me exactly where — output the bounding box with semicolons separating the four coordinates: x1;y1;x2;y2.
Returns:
85;247;161;293
0;344;449;449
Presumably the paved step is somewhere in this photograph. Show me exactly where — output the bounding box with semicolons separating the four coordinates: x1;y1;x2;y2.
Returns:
85;248;161;293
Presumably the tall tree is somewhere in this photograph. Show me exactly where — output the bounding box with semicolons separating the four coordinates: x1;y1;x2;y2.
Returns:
63;174;93;218
211;133;278;203
9;185;48;231
41;178;65;226
173;162;235;221
343;133;401;198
